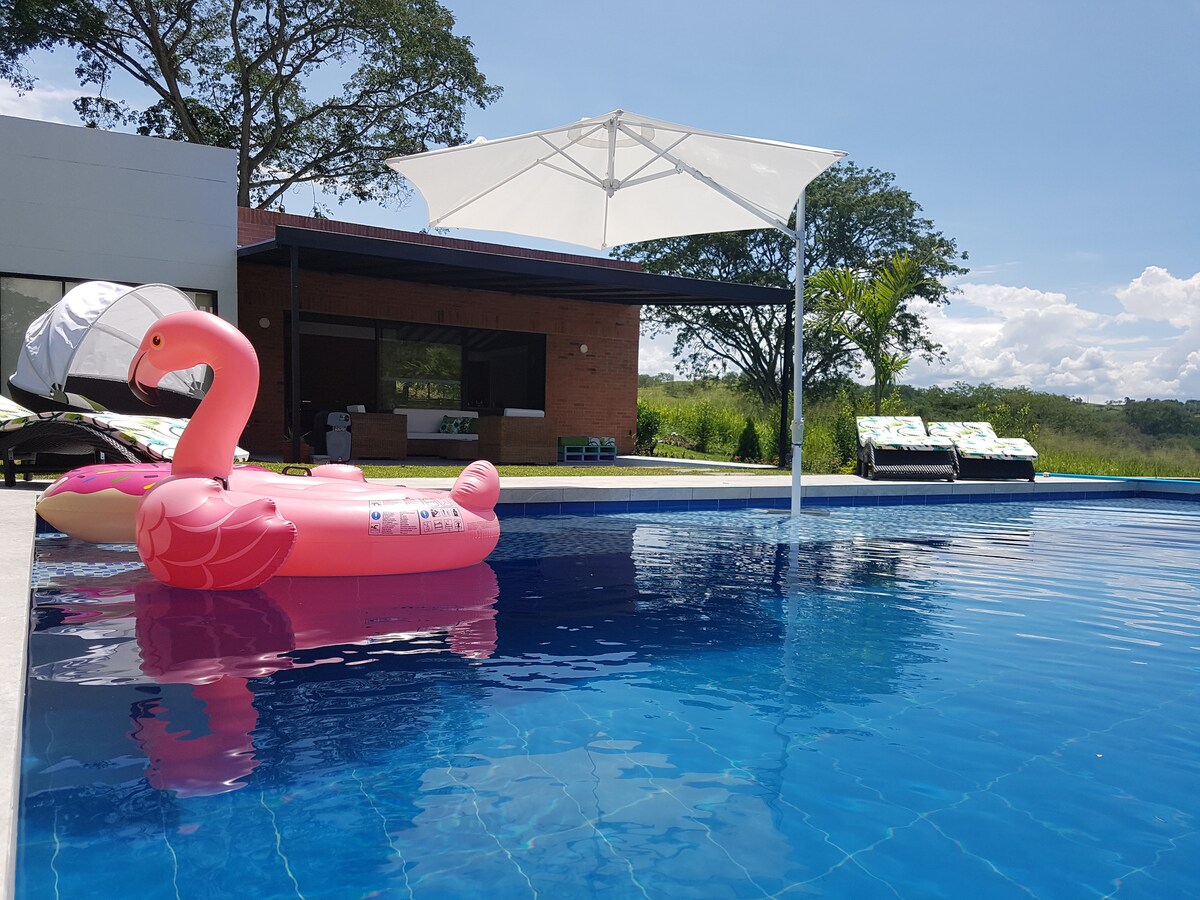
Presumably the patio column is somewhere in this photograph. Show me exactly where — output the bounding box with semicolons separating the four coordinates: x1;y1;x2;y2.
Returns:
289;244;301;462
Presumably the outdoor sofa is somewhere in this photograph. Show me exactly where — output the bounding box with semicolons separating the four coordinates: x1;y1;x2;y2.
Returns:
395;408;480;460
395;407;555;464
855;416;957;481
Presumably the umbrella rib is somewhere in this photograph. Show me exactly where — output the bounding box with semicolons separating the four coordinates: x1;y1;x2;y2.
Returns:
537;158;606;189
429;128;607;226
536;134;607;187
617;131;691;185
616;121;797;238
620;169;682;190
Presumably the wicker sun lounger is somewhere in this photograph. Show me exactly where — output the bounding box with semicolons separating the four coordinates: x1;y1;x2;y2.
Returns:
0;396;248;487
855;416;956;481
926;421;1038;481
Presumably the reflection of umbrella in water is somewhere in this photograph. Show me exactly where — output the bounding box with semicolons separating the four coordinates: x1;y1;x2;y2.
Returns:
387;110;845;510
33;564;500;797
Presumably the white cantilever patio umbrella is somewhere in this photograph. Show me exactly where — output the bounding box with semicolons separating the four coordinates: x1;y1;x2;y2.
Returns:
386;109;845;512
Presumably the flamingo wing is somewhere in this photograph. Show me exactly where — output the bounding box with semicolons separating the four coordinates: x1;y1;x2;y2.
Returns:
450;460;500;510
137;478;297;590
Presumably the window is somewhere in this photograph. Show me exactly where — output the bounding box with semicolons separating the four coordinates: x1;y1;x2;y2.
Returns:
380;327;462;409
1;277;68;396
464;330;545;411
186;290;216;312
296;314;546;414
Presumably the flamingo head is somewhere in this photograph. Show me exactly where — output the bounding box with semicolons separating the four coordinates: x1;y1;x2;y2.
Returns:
130;311;255;407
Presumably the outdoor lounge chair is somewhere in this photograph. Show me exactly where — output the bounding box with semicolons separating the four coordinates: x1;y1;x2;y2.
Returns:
855;416;956;481
0;395;248;487
9;281;206;418
927;421;1038;481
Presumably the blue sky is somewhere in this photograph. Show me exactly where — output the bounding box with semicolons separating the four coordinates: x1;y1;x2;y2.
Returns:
3;0;1198;401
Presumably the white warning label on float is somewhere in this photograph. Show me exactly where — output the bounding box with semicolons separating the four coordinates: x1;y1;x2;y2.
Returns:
367;498;465;536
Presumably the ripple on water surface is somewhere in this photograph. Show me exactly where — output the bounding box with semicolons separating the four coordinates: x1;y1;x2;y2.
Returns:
16;498;1200;899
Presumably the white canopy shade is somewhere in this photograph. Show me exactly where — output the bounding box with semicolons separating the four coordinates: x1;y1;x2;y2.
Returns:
11;281;207;402
387;109;845;249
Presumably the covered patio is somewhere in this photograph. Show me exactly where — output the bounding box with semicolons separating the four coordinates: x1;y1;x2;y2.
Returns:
234;213;791;464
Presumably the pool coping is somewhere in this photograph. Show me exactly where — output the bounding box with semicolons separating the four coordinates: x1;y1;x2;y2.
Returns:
0;486;37;900
2;473;1199;896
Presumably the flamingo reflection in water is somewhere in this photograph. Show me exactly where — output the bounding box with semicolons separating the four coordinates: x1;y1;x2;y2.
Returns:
32;563;499;797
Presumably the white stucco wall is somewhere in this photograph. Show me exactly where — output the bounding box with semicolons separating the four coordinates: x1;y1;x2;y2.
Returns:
0;115;239;323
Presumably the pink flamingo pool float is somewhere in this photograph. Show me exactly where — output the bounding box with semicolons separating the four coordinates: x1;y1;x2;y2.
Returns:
39;311;501;590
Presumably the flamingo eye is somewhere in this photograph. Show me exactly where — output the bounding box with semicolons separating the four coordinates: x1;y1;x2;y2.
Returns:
152;334;162;347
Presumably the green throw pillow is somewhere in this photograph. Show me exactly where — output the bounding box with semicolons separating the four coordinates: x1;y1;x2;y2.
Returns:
438;416;477;435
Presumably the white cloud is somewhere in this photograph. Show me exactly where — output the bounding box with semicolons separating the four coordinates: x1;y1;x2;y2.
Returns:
1114;266;1200;329
0;82;79;124
908;267;1200;401
641;267;1200;401
638;331;679;377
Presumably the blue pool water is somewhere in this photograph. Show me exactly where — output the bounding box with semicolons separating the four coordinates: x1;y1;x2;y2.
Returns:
17;498;1200;898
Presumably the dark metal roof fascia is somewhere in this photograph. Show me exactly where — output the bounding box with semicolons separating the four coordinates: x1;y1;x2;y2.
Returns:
237;226;791;307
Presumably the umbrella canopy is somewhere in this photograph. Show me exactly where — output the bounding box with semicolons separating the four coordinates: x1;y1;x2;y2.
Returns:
387;110;846;509
387;109;844;250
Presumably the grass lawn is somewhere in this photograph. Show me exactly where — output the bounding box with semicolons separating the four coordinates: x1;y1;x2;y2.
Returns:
256;461;788;478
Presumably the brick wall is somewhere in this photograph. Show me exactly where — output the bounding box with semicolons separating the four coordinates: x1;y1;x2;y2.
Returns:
238;258;640;458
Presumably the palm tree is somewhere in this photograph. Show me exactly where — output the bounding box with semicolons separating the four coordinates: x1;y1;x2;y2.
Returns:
808;253;935;414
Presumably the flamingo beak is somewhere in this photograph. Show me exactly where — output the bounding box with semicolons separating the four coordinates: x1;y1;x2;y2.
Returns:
129;348;167;407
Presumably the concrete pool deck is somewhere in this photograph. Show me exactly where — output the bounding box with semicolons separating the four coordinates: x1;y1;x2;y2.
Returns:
382;470;1200;513
1;471;1198;896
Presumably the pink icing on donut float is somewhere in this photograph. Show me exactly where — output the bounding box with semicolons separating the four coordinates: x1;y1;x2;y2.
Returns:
38;463;173;543
41;310;502;590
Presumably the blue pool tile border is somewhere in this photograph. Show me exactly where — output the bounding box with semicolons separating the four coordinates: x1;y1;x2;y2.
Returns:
29;483;1198;531
496;485;1193;519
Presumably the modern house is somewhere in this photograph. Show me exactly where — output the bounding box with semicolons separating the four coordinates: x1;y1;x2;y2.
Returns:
1;114;790;461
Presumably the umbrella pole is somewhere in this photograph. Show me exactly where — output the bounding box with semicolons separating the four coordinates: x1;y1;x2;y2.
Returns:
790;192;806;515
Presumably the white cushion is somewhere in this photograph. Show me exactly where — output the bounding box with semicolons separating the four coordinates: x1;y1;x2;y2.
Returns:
394;408;478;436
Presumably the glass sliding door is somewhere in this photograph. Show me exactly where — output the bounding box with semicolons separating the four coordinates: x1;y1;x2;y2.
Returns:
464;330;546;411
297;319;377;417
379;325;462;410
296;314;547;419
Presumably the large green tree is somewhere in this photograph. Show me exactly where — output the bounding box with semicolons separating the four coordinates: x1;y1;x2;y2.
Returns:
614;162;967;408
0;0;500;209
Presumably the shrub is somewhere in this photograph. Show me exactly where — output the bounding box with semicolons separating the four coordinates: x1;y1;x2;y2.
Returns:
735;417;763;462
799;420;840;473
635;401;662;454
832;388;861;469
692;402;717;453
828;386;907;469
976;400;1040;444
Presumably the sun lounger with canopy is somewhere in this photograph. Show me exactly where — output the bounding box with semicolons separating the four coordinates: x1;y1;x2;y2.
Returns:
8;281;207;417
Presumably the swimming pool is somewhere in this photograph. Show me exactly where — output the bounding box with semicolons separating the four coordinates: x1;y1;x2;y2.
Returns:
17;498;1200;898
